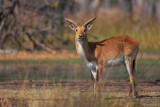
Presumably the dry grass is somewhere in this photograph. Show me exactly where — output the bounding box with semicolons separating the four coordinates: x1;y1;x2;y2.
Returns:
0;80;160;107
0;50;160;60
0;50;78;60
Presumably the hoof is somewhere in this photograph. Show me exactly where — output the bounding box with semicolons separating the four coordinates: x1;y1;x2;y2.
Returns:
128;95;138;98
127;96;137;101
129;90;138;97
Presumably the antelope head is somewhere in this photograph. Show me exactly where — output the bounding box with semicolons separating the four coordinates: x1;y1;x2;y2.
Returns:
65;13;96;42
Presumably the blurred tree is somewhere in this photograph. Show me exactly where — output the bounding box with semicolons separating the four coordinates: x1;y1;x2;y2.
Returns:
155;0;160;23
105;0;112;9
119;0;132;18
0;0;78;51
0;0;19;49
0;0;160;51
140;0;154;22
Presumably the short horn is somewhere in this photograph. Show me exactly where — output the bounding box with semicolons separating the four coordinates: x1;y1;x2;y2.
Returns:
65;18;78;27
83;12;96;27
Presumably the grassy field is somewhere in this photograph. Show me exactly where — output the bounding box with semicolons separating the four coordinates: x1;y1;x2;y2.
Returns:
0;58;159;81
0;79;160;107
0;58;160;107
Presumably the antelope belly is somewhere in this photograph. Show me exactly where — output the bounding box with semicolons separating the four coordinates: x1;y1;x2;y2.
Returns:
105;56;125;67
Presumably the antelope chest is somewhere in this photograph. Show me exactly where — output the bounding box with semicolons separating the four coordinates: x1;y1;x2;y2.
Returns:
77;41;97;70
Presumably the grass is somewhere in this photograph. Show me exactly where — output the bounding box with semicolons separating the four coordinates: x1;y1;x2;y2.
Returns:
0;89;148;107
0;58;83;65
0;58;159;106
0;84;159;107
0;58;159;81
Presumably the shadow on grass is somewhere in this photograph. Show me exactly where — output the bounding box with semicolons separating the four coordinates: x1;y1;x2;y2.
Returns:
137;95;160;99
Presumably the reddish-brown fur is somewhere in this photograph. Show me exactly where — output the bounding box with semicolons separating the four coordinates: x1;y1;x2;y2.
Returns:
65;15;139;97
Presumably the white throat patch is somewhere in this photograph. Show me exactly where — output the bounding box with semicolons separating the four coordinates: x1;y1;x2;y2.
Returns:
77;41;84;58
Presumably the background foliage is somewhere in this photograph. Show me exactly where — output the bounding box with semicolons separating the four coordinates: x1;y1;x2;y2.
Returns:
0;0;160;52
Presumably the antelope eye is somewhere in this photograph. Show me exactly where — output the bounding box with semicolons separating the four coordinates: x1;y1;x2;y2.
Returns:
84;29;87;32
75;29;78;32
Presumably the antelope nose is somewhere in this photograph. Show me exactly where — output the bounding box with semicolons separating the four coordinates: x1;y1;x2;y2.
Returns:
78;35;83;39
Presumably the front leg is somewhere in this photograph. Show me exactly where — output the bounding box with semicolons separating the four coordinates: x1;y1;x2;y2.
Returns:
90;68;97;93
90;71;94;81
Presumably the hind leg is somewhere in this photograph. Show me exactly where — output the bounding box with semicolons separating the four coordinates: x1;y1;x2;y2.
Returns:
133;58;138;96
96;65;104;94
97;65;103;82
125;57;137;97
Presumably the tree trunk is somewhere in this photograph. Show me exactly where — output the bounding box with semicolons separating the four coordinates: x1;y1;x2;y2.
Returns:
105;0;111;9
119;0;132;18
155;0;160;23
140;0;154;22
26;32;53;52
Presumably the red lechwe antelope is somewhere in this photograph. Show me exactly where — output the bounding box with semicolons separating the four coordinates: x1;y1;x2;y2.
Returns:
65;13;139;97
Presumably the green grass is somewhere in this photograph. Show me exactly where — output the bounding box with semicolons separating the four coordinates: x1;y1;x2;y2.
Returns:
0;58;159;81
0;58;83;65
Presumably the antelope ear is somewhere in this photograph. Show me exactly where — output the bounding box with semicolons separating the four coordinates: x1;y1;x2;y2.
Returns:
68;24;76;31
65;18;78;31
86;23;93;30
83;12;96;30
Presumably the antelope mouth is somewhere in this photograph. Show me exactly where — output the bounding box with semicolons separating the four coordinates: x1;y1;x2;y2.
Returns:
77;37;83;41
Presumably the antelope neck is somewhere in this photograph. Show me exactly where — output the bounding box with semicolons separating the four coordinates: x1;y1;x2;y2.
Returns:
76;37;97;81
76;38;92;61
